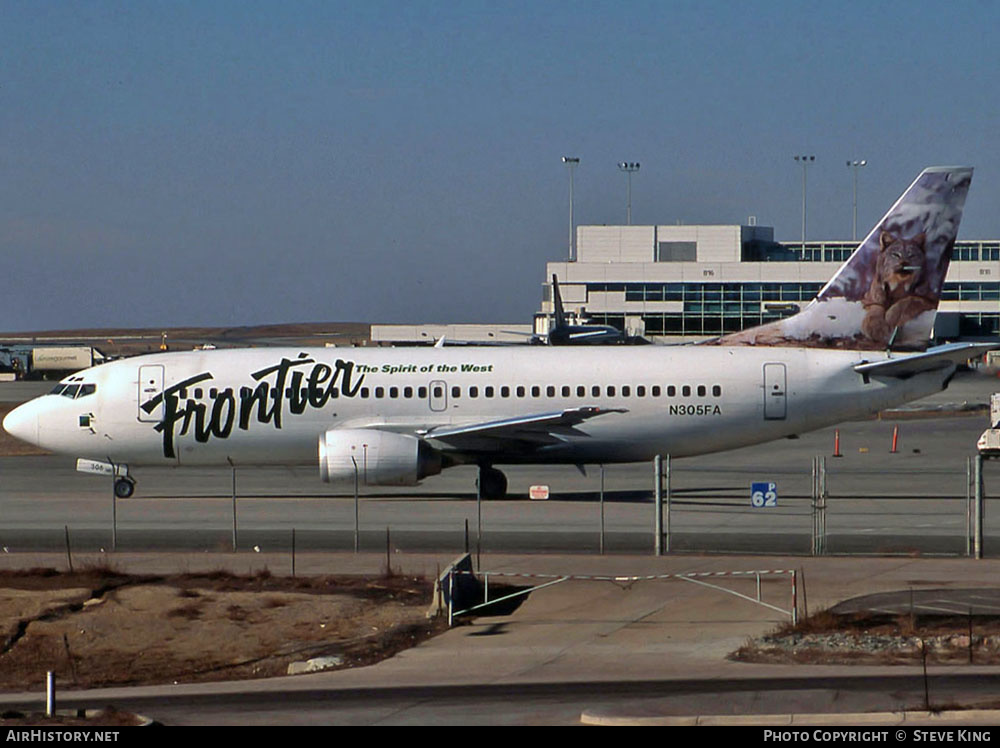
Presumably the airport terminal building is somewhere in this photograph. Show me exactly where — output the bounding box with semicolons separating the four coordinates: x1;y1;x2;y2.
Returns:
539;224;1000;343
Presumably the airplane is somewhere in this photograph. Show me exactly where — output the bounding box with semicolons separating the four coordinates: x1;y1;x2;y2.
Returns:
487;275;629;346
3;166;994;501
542;274;628;345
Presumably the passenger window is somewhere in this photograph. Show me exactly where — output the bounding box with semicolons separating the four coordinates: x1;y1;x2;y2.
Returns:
517;386;526;397
561;386;570;397
390;387;399;398
361;387;370;398
432;386;441;398
667;386;676;397
531;386;540;397
485;386;494;398
607;386;616;397
470;386;479;398
682;385;691;397
546;386;556;397
195;388;203;399
637;386;645;397
501;386;510;398
697;385;706;397
592;385;600;397
404;387;413;398
452;386;461;398
622;386;631;397
419;387;428;399
375;387;384;399
713;385;722;397
577;386;585;397
652;386;661;397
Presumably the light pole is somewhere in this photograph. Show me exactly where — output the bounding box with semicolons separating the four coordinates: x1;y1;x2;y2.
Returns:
618;161;640;225
847;159;867;241
794;155;815;252
562;157;579;260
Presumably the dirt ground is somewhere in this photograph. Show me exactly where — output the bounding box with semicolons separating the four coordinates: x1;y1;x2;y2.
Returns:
0;565;445;694
734;608;1000;665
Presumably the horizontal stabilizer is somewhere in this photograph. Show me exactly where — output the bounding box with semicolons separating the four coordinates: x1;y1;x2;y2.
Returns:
854;342;1000;379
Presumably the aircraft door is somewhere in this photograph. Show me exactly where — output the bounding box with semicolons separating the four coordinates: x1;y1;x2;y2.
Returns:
138;364;165;422
429;380;447;412
763;363;787;420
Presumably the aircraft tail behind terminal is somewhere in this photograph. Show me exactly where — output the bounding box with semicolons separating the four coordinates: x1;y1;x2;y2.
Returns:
547;274;624;345
718;166;973;351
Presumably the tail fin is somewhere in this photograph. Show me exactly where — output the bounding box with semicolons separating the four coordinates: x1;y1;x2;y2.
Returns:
718;166;973;350
552;274;568;327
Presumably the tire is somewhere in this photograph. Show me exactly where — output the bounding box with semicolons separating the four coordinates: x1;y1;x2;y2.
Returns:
114;478;135;499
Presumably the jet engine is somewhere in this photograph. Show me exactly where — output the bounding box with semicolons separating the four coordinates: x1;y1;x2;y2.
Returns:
319;428;442;486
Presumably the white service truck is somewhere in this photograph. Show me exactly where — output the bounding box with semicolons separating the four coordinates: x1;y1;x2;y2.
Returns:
29;347;103;378
977;393;1000;454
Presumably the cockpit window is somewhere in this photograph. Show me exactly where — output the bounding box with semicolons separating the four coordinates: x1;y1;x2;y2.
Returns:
49;382;97;398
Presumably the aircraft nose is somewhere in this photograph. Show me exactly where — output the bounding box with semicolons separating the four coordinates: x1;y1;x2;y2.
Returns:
2;401;39;446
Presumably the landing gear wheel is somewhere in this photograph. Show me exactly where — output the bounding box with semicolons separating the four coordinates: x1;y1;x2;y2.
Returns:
114;477;136;499
477;466;508;500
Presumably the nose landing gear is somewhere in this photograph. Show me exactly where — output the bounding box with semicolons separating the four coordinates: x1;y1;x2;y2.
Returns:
114;476;136;499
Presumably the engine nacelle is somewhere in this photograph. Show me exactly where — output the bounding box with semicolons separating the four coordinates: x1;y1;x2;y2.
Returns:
319;428;442;486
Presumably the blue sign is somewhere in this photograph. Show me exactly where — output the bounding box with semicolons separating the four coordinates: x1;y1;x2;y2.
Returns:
751;482;777;508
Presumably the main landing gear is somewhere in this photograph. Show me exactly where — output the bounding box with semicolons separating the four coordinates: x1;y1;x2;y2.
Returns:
477;466;508;500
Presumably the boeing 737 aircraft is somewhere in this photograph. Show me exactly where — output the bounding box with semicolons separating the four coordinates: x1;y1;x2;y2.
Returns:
3;166;994;499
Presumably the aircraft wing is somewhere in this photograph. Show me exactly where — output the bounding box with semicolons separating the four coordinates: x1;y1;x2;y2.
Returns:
854;342;1000;379
419;406;627;451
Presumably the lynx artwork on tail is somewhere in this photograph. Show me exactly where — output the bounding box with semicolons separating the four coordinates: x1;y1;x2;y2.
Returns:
716;167;972;351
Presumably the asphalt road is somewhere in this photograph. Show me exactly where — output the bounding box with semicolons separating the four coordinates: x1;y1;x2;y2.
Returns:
85;673;1000;726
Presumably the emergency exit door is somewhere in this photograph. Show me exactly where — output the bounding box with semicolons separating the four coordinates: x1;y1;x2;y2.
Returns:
429;380;448;412
763;363;787;420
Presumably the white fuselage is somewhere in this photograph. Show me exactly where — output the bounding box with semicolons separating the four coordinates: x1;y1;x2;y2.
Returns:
3;345;951;472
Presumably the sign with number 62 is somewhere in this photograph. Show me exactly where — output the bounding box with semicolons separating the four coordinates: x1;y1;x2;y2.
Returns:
751;482;777;508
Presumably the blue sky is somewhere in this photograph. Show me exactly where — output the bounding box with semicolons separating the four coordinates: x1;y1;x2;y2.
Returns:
2;0;999;331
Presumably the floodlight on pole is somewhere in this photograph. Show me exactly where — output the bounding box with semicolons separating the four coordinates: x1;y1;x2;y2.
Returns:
618;162;640;225
562;157;580;261
847;159;867;241
793;155;815;252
